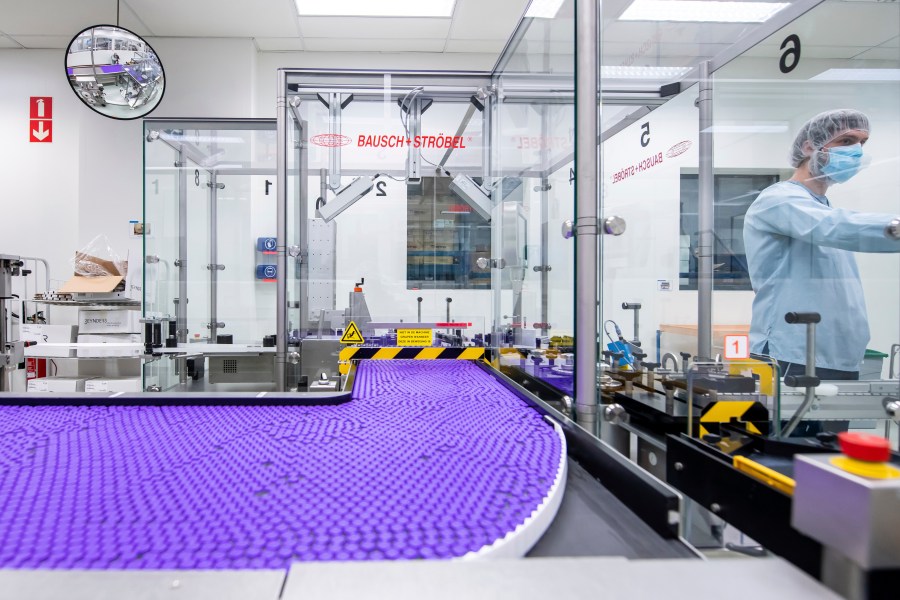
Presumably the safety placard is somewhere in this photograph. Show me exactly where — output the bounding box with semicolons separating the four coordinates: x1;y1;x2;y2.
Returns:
340;321;365;344
397;329;433;347
724;334;750;360
29;97;53;143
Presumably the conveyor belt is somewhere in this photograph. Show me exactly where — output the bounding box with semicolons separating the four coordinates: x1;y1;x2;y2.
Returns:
0;361;564;569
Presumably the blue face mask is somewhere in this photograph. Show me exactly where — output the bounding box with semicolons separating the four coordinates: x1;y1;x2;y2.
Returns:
822;143;863;183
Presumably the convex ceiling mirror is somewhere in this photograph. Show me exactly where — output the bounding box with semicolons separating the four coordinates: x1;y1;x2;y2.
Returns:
65;24;165;120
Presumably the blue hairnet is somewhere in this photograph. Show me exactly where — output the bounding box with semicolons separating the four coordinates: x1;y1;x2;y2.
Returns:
789;109;870;168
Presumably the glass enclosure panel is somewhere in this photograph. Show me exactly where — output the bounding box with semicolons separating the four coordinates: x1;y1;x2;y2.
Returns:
282;71;493;390
711;0;900;442
491;1;577;407
142;119;277;391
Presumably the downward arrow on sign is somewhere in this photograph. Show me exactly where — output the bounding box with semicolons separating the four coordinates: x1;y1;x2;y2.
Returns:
32;121;49;141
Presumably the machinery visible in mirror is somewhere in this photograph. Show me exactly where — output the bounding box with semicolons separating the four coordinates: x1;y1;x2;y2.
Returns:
65;25;164;119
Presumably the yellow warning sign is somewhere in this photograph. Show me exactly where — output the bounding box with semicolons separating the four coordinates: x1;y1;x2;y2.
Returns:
397;329;433;347
340;321;365;344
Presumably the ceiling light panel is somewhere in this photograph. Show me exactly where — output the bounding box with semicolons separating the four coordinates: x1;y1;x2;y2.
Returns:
296;0;456;17
601;65;691;79
619;0;790;23
526;0;566;18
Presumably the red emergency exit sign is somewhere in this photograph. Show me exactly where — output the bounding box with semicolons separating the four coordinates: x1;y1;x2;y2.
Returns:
29;96;53;143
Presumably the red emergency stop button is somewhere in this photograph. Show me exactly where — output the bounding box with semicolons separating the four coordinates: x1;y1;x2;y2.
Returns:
837;432;891;463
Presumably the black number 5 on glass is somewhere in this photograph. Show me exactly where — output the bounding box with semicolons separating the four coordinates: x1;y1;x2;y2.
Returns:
640;122;650;148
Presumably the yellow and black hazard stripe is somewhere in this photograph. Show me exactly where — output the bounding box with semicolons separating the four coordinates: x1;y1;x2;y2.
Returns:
339;347;486;374
698;400;769;438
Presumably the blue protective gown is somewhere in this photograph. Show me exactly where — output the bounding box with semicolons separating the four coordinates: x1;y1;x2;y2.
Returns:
743;180;899;371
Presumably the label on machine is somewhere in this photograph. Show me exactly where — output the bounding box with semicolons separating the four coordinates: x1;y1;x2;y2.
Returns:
340;321;365;345
397;329;434;347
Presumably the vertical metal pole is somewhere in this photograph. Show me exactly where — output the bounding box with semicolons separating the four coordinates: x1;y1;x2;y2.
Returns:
482;95;493;188
575;0;600;432
540;107;550;337
297;117;310;338
208;170;219;343
0;262;10;392
539;17;551;337
697;60;714;360
328;93;342;191
276;71;288;392
407;97;423;181
176;146;188;343
488;81;503;349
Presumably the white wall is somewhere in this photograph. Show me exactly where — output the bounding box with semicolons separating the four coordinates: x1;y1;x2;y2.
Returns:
0;50;82;291
0;38;257;276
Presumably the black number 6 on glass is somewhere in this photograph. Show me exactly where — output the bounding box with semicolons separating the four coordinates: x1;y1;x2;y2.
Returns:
779;34;801;74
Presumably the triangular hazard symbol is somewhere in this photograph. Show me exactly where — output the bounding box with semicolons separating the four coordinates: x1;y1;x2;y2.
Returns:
340;321;365;344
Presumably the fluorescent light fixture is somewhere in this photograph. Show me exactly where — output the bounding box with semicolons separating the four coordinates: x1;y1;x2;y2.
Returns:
526;0;566;19
810;69;900;82
601;65;691;79
620;0;789;23
296;0;455;17
703;123;789;133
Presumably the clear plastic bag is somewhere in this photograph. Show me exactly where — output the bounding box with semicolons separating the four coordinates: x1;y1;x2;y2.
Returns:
71;234;127;277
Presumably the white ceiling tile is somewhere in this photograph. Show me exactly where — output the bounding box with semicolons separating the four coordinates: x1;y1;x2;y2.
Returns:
299;17;451;39
748;2;899;49
126;0;299;37
0;0;113;35
118;2;155;37
444;39;506;53
303;38;447;52
8;35;72;49
254;37;305;51
448;0;528;40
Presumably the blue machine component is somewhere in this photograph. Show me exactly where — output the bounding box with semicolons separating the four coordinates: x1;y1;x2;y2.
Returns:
256;264;277;280
256;237;277;252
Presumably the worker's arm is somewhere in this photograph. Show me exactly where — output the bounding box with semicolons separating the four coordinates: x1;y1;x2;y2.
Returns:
749;194;900;253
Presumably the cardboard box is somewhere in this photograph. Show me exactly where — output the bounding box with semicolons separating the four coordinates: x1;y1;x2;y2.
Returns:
78;309;141;334
59;252;138;300
84;377;142;393
28;377;88;392
77;333;143;358
20;324;78;358
59;253;125;292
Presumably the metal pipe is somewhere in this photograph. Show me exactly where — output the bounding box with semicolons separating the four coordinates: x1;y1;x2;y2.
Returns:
18;256;50;297
417;297;423;323
539;106;550;337
439;103;476;169
696;60;714;360
481;94;493;187
445;297;452;323
297;116;310;339
574;0;600;433
177;146;188;343
275;70;288;391
319;168;328;207
783;323;818;437
208;171;219;343
328;93;342;191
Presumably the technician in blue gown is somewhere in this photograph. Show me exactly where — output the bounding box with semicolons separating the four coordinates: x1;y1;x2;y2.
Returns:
744;109;900;381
